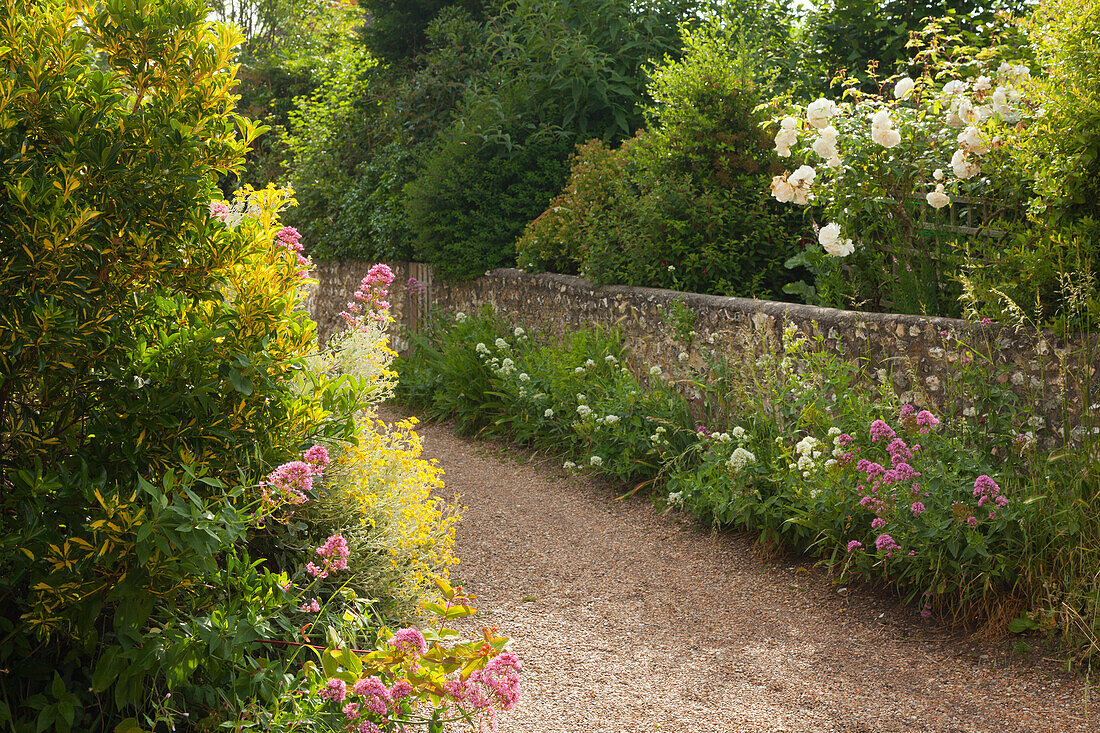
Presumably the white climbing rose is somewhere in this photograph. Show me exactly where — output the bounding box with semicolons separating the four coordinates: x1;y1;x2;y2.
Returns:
819;223;855;257
770;174;795;203
951;148;980;179
957;126;990;155
893;76;915;99
806;98;838;129
926;183;951;210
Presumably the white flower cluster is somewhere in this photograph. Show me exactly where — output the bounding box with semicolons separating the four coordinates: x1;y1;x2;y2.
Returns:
774;116;799;157
475;342;490;356
576;404;594;419
604;354;618;365
727;446;756;475
667;490;684;507
812;125;842;169
870;109;901;149
589;455;603;467
770;164;816;205
455;311;467;323
494;337;508;350
598;414;620;426
514;327;525;338
544;408;555;418
791;435;824;478
818;222;854;258
649;365;663;376
497;357;516;377
563;460;578;470
649;425;668;445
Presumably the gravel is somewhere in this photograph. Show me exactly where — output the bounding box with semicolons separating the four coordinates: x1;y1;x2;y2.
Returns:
390;407;1097;733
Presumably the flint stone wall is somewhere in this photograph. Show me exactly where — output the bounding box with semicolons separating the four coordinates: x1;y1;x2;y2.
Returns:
308;263;1100;436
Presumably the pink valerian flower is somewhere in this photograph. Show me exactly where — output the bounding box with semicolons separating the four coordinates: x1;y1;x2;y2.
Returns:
911;501;926;516
342;702;361;720
869;419;896;443
340;263;396;328
320;678;348;704
847;540;863;553
886;438;913;465
389;679;413;703
303;444;330;473
871;517;887;530
835;432;854;447
967;516;979;527
915;410;940;434
882;462;920;485
309;534;350;578
299;598;321;612
875;534;900;553
209;201;231;222
264;460;314;505
445;677;492;713
856;459;886;479
356;722;382;733
472;651;522;711
352;676;391;716
389;628;429;657
921;603;933;619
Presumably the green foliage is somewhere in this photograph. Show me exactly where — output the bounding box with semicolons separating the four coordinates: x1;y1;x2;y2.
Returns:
358;0;488;63
397;308;1100;656
1019;0;1100;220
516;21;804;299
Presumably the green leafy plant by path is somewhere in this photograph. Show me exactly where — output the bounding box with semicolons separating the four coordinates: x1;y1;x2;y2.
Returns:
396;308;1100;661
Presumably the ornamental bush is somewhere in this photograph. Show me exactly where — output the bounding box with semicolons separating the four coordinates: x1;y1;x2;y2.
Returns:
515;19;804;299
0;3;518;730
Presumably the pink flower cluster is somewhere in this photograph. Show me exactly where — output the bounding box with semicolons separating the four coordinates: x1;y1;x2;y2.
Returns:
209;201;231;222
262;443;330;507
275;226;310;275
331;675;417;730
299;598;321;612
899;404;941;434
340;264;395;328
388;628;428;657
472;652;522;712
307;534;350;579
973;474;1008;519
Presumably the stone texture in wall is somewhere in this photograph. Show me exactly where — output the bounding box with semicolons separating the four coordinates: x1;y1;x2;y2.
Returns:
427;268;1100;440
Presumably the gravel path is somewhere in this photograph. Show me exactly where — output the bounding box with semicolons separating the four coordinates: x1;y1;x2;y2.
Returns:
393;407;1097;733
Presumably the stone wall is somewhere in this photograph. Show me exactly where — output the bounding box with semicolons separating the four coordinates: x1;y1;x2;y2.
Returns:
307;263;1100;437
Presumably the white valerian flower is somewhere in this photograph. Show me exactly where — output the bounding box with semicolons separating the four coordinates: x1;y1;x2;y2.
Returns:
589;455;603;467
827;426;842;438
678;351;689;361
732;426;747;442
475;342;490;355
494;337;508;350
926;183;951;210
973;75;993;93
604;354;617;364
819;222;855;257
576;393;587;403
870;109;901;148
958;126;990;155
951;148;980;179
667;491;684;507
563;460;577;470
518;372;530;382
584;358;595;368
514;326;525;337
727;447;756;474
602;414;620;425
933;168;944;181
544;408;555;418
806;97;838;128
893;76;915;99
574;366;585;374
649;365;662;376
499;357;516;376
667;265;675;272
576;404;593;418
455;311;467;323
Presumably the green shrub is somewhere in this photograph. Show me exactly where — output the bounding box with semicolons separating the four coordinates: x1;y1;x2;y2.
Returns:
516;20;804;299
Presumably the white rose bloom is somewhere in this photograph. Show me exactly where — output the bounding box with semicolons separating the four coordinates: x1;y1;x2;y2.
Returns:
998;61;1013;75
819;223;855;257
951;148;980;179
871;109;893;130
792;187;813;206
1012;64;1030;79
774;127;799;157
827;155;842;169
974;104;992;123
958;126;990;155
871;125;901;148
973;75;993;92
942;79;968;96
945;111;965;128
926;183;951;210
992;87;1015;120
818;125;838;143
781;116;799;129
812;134;838;161
893;76;915;99
770;175;796;203
806;98;838;129
933;168;944;180
789;165;816;186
